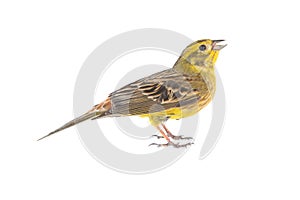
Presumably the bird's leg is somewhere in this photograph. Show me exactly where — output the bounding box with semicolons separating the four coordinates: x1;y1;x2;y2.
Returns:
150;121;168;139
162;124;193;140
154;125;171;142
149;126;176;147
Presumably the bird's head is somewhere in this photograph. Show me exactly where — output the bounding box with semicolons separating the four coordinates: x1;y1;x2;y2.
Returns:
176;39;226;71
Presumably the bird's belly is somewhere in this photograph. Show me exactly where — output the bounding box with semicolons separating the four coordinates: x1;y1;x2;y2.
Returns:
167;105;202;119
139;101;210;120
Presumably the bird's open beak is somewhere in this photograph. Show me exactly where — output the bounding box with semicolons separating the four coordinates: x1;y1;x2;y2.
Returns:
212;40;227;50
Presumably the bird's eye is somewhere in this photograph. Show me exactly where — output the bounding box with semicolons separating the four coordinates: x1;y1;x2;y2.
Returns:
199;45;207;51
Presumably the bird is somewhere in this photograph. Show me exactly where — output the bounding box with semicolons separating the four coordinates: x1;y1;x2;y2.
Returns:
37;39;226;148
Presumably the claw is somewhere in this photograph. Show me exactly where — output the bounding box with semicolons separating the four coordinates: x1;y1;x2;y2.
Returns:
151;135;165;139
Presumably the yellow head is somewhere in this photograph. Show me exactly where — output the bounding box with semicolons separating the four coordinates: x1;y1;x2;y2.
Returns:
174;39;226;74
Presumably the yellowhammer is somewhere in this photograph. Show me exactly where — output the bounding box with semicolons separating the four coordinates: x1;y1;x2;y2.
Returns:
38;39;226;147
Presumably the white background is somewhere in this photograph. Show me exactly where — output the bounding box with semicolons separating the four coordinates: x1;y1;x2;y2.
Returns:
1;0;300;199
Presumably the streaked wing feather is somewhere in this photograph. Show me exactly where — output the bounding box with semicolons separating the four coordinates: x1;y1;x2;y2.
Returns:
108;69;204;116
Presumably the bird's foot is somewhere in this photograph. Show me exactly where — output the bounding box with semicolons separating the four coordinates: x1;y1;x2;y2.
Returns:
152;134;193;140
169;135;194;140
149;141;194;148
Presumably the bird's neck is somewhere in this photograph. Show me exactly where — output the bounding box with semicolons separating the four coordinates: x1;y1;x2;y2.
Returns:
173;56;215;76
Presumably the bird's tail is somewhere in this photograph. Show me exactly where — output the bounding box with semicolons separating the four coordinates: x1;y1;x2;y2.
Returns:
37;98;111;141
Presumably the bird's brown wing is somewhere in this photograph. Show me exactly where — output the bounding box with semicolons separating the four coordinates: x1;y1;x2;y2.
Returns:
107;69;205;116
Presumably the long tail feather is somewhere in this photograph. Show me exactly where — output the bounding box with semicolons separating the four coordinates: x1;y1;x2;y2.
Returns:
38;98;111;141
37;111;100;141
